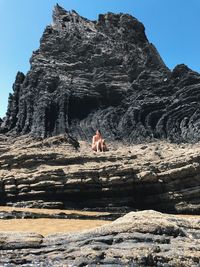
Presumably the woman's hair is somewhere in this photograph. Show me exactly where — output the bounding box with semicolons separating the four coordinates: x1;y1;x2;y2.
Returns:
96;129;101;135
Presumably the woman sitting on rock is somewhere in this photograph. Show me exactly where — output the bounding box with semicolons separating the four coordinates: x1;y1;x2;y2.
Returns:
92;130;107;152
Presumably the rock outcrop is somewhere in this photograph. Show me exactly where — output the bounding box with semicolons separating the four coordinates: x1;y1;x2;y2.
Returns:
0;206;121;220
0;210;199;266
0;135;199;214
1;4;200;143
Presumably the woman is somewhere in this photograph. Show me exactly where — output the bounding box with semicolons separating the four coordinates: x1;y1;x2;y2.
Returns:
92;130;107;152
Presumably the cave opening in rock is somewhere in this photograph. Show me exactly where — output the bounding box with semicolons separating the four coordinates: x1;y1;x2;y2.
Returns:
148;110;164;131
45;102;58;135
68;96;99;124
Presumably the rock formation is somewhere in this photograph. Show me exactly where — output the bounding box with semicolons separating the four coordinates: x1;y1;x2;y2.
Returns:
1;6;200;265
0;134;199;214
0;210;199;266
0;206;120;220
1;4;200;142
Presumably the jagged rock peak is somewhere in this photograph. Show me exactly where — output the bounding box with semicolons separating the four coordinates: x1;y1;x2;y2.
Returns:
1;6;200;143
52;4;146;36
97;11;144;29
53;3;68;16
53;3;79;17
52;4;88;29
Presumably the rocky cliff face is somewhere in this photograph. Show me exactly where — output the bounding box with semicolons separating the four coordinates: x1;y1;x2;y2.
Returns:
2;4;200;142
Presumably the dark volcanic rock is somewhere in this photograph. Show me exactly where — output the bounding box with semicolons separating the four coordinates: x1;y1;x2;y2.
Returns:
1;72;25;134
2;4;200;142
0;211;199;266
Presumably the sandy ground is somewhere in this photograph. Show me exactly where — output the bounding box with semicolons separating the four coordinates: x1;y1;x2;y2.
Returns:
0;218;110;236
0;206;111;236
0;206;112;236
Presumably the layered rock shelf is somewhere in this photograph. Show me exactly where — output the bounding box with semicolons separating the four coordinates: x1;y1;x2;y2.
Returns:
0;206;121;220
0;210;199;266
0;134;199;214
1;5;200;143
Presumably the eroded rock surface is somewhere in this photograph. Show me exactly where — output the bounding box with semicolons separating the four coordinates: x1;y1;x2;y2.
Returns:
1;5;200;142
0;134;199;214
0;206;120;220
0;210;199;266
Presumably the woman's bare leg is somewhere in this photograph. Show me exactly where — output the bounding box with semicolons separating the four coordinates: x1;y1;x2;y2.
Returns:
102;139;107;152
97;140;101;152
92;143;97;152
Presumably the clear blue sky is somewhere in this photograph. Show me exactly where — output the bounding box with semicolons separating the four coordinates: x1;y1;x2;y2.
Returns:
0;0;200;118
